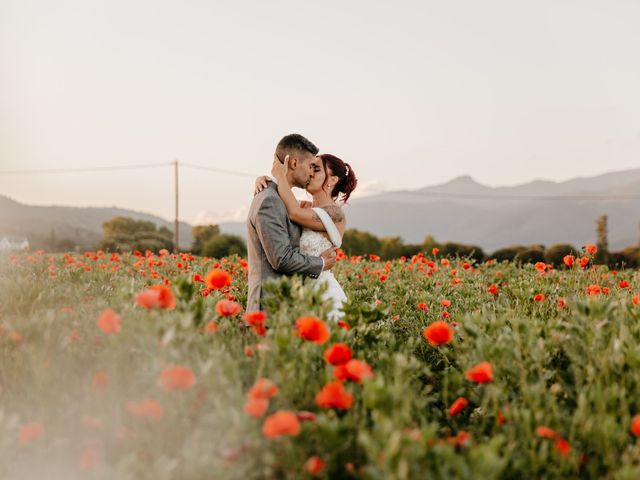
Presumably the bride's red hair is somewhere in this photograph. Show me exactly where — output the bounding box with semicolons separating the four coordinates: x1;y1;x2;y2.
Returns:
319;154;357;203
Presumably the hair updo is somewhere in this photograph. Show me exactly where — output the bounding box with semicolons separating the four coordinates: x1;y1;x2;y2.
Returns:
318;154;357;203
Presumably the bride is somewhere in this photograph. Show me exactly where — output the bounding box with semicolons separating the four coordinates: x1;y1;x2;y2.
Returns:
254;153;357;320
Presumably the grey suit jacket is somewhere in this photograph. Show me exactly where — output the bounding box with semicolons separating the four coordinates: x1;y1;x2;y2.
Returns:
246;181;324;312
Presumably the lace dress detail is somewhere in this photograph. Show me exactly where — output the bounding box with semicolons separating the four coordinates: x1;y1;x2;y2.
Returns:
299;228;347;321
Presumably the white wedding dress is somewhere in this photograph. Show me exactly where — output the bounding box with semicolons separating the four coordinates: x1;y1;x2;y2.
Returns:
299;207;347;321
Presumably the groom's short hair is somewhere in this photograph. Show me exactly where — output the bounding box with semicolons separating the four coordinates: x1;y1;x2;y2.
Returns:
276;134;319;162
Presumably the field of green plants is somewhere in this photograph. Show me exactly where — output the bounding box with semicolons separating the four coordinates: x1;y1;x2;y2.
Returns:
1;247;640;479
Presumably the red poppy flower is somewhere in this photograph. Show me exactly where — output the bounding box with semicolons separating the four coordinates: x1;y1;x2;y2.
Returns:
157;366;196;391
554;437;571;457
534;262;546;272
563;255;575;267
192;273;205;283
295;316;330;345
423;321;453;346
586;285;601;296
262;410;301;438
337;320;351;330
315;381;354;409
465;362;493;383
417;303;428;312
243;311;267;336
126;399;164;420
323;343;352;366
18;422;44;445
205;269;232;290
304;456;326;475
248;378;279;400
488;284;499;295
533;293;545;302
243;397;269;418
633;295;639;306
578;257;590;268
135;285;176;309
449;397;468;416
585;244;597;255
536;426;557;439
440;299;451;307
631;414;640;436
215;299;241;317
97;309;121;335
341;359;374;383
618;280;630;289
203;321;219;335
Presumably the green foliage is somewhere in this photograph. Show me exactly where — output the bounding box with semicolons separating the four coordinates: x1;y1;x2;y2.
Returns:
100;215;173;252
342;228;382;256
202;234;247;258
544;244;577;267
514;245;546;265
2;248;640;478
191;224;221;255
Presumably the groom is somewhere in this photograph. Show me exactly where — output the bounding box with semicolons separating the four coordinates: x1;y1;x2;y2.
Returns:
246;133;338;312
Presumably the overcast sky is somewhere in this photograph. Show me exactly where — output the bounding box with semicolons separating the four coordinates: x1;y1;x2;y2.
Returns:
1;0;639;225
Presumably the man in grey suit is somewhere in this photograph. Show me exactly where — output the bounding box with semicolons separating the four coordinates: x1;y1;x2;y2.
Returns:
246;134;338;312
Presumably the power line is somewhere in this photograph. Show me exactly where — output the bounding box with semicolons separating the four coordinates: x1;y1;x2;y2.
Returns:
0;162;172;174
1;161;638;201
180;162;260;178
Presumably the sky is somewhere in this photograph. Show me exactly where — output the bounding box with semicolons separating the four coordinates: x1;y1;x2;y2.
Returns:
1;0;639;225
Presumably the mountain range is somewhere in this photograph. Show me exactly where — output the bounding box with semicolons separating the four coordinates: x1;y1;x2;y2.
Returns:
2;168;639;253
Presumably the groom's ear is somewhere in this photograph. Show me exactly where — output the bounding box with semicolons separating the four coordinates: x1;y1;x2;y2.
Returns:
288;156;297;169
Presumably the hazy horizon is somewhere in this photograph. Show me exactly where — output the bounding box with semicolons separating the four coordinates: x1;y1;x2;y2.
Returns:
1;0;639;225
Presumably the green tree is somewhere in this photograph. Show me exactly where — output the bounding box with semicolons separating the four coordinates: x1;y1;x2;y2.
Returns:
202;234;247;259
342;229;382;256
191;225;221;255
100;216;173;252
544;243;577;267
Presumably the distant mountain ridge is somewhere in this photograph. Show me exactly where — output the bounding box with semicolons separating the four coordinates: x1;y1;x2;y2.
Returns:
2;168;639;252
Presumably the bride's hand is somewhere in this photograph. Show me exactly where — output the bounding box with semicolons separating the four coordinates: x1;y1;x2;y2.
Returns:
271;155;289;182
254;176;270;195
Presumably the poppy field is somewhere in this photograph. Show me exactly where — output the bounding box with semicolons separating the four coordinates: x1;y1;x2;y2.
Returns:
1;246;640;479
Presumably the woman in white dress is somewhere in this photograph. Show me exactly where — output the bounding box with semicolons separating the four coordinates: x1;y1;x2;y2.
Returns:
255;154;358;320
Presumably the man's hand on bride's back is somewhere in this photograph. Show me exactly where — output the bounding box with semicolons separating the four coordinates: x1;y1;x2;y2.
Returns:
320;247;338;271
254;176;270;195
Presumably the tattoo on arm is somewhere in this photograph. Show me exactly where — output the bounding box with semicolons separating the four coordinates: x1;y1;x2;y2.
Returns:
322;206;345;223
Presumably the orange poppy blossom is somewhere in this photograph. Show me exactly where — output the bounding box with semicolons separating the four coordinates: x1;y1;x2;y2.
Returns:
295;316;330;345
423;321;453;346
135;284;176;309
533;293;545;302
563;255;575;267
304;456;327;475
315;381;354;409
585;244;597;255
449;397;468;416
488;284;499;295
157;366;196;391
440;299;452;307
215;299;242;317
578;257;590;268
18;422;44;445
205;269;232;290
323;343;353;366
262;410;301;439
633;295;639;306
536;426;557;439
248;378;279;400
203;321;219;335
586;284;602;296
97;308;122;335
465;362;493;384
244;397;269;418
333;359;374;383
631;414;640;436
126;399;164;420
243;311;267;336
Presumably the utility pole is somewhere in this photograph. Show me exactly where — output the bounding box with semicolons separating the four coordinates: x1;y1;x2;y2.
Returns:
174;159;179;253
